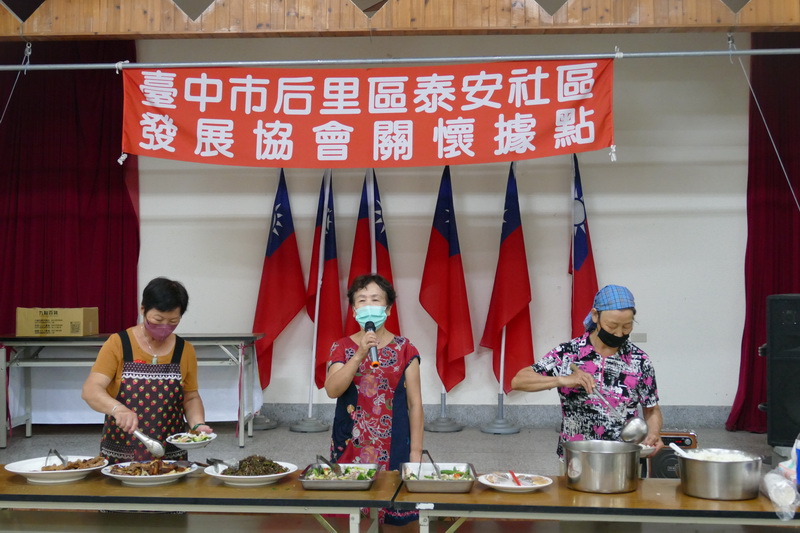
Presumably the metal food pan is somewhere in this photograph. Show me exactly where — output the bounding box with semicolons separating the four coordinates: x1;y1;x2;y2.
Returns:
401;462;476;493
299;462;378;490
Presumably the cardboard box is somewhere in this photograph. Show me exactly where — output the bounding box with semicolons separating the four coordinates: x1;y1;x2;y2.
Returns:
16;307;99;337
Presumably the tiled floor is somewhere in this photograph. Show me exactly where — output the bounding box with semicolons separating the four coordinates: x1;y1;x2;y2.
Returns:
0;423;793;532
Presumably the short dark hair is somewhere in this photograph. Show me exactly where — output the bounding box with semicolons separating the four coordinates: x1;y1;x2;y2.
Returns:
142;277;189;316
347;274;396;307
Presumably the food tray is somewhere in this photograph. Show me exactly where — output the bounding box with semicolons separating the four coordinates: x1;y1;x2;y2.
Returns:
299;462;378;490
401;462;476;493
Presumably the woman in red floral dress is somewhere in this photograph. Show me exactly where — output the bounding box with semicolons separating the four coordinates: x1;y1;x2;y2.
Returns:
325;274;424;527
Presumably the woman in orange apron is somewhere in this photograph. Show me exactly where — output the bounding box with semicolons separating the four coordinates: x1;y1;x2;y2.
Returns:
82;277;212;464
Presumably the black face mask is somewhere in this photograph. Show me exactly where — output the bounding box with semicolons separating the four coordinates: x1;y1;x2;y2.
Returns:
597;326;629;348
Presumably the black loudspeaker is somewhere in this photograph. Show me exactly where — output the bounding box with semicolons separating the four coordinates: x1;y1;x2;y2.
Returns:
643;431;698;478
766;295;800;447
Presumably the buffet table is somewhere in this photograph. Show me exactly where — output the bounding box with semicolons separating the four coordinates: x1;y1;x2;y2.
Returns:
393;476;799;532
0;334;262;449
0;468;400;533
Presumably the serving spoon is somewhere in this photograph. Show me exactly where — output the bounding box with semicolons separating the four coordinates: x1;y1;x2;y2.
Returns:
316;454;342;476
668;442;691;458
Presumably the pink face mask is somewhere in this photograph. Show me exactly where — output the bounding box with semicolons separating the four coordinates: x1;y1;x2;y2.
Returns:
143;319;177;341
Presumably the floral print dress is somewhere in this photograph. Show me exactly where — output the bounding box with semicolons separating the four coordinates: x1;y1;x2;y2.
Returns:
531;331;659;458
329;335;420;525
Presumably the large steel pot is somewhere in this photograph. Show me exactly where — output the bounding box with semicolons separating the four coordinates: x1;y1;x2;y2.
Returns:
564;440;640;493
677;448;761;500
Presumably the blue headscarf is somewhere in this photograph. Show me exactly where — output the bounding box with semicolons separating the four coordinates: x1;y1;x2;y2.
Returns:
583;285;636;331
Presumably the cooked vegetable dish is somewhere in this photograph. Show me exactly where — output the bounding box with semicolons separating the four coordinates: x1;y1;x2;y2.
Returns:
404;468;471;480
224;456;287;476
170;431;213;443
305;465;376;481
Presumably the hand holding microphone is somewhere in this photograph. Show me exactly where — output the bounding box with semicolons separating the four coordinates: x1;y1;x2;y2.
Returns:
364;321;380;368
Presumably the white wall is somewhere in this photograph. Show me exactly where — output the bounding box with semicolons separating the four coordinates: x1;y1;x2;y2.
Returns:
135;32;750;411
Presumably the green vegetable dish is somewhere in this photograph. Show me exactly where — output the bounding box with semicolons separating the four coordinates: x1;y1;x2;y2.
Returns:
405;468;472;480
306;466;377;481
225;456;288;477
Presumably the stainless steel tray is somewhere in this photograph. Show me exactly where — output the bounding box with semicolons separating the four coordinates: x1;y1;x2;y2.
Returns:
401;462;476;493
299;462;379;490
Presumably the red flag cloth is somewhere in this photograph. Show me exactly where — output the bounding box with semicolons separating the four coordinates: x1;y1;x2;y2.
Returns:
252;170;306;389
419;166;474;392
306;170;344;389
480;164;534;394
569;154;599;338
345;169;401;336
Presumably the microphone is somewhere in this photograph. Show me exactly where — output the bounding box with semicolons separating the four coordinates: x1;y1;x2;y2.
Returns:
365;321;380;368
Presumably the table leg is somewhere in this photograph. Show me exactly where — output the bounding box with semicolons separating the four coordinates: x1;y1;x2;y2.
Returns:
238;343;245;448
24;366;32;437
245;342;254;439
419;512;431;533
348;511;361;533
1;345;7;448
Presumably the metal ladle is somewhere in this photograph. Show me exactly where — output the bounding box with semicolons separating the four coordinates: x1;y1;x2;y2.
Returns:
619;415;648;445
133;430;165;458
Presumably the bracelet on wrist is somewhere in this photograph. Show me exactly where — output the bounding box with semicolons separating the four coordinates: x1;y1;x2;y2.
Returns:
110;404;121;417
191;423;205;431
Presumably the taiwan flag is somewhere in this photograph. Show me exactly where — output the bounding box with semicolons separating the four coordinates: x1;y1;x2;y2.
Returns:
252;169;306;389
569;154;599;338
419;166;474;392
306;170;344;389
480;163;534;394
345;169;401;336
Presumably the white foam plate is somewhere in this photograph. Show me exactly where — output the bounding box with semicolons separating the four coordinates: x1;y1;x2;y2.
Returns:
639;444;657;458
102;461;197;486
478;472;553;493
5;456;108;485
204;461;297;487
166;432;217;450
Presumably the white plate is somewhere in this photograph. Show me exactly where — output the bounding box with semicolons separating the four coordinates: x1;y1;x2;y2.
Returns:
478;472;553;493
639;444;657;458
166;432;217;450
102;461;197;486
5;456;108;485
204;461;297;487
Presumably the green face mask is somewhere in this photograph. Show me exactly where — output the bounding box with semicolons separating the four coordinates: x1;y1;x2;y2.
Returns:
354;306;387;330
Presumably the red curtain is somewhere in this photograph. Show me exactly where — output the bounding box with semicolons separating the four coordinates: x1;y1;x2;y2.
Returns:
726;33;800;432
0;41;140;336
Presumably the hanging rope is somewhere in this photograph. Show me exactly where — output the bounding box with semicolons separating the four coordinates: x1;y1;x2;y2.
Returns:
0;41;31;125
729;33;800;215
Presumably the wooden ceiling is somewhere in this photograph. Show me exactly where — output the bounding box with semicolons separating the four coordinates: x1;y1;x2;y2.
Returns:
0;0;798;41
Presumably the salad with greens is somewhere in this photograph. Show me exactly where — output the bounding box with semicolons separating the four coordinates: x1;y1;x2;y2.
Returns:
404;467;472;480
306;465;376;481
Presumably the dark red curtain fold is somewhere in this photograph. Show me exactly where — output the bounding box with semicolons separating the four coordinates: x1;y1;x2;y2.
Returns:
726;33;800;432
0;41;139;336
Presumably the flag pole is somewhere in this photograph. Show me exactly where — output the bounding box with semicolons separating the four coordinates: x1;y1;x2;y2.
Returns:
291;171;331;433
481;327;520;434
366;169;377;271
424;385;463;433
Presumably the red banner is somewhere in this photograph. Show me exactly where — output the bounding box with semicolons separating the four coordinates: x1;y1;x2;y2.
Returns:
122;60;613;168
